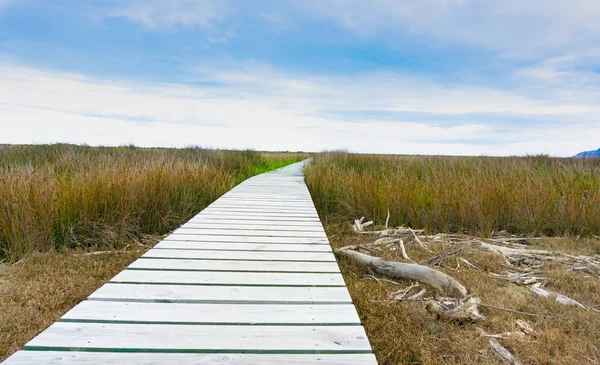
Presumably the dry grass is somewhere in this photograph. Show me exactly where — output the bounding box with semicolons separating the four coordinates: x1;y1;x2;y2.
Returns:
305;152;600;237
0;247;152;360
305;152;600;364
0;144;307;261
325;224;600;364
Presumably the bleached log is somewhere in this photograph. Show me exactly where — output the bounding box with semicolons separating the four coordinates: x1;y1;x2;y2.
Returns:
409;227;430;251
479;241;553;256
458;257;478;270
336;247;467;298
407;288;427;300
530;283;587;309
515;319;534;336
353;217;374;232
427;297;484;322
477;328;523;365
398;239;410;260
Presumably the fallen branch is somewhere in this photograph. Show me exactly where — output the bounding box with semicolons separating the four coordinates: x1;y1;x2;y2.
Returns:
477;328;523;365
427;297;484;322
422;246;462;266
409;227;431;251
531;283;587;310
336;246;467;298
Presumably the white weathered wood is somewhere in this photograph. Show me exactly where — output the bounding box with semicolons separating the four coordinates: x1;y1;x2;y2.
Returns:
218;198;315;203
4;352;378;365
89;283;353;303
181;222;324;231
220;195;313;201
142;249;336;262
190;215;321;222
62;301;361;324
183;221;324;229
128;258;341;273
195;213;320;220
154;241;332;252
200;209;319;216
164;234;329;244
173;228;327;238
204;203;315;209
111;270;345;286
25;322;371;352
210;197;315;203
207;206;316;212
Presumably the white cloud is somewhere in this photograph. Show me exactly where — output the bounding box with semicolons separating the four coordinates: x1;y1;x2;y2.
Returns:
294;0;600;57
107;0;226;28
1;62;598;156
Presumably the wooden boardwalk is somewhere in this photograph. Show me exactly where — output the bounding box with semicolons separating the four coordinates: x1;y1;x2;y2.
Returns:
3;161;377;364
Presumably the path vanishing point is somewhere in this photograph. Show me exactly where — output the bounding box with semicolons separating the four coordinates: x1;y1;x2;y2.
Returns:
3;161;377;364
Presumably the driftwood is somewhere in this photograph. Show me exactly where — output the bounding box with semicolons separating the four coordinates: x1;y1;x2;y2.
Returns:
477;328;523;365
426;297;485;322
336;246;467;298
530;283;587;310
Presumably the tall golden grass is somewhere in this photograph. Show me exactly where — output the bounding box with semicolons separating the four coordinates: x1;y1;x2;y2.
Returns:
0;144;305;261
304;152;600;237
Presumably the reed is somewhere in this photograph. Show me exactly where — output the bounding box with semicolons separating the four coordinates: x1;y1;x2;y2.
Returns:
0;144;305;261
304;152;600;237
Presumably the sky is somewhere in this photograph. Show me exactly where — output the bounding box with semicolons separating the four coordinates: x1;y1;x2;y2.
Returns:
0;0;599;156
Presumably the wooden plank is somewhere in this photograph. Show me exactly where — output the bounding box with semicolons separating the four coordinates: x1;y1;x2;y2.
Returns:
218;197;314;203
24;322;372;352
183;220;324;228
164;234;329;245
127;258;341;273
88;283;353;303
211;196;314;203
4;351;378;365
200;208;318;215
206;205;316;211
210;199;314;204
194;213;321;220
111;270;344;286
220;195;313;200
61;301;361;324
142;249;336;262
180;222;324;231
228;189;310;194
154;241;332;252
172;228;327;238
190;215;321;222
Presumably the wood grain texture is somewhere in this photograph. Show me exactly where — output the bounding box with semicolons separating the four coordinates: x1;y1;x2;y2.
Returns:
154;241;333;252
142;249;336;261
184;219;323;227
163;234;329;245
88;283;353;303
127;258;341;273
4;352;378;364
172;228;327;238
110;269;346;286
24;323;371;352
61;301;361;324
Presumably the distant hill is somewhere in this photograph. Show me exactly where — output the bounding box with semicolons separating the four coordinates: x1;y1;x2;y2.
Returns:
574;148;600;158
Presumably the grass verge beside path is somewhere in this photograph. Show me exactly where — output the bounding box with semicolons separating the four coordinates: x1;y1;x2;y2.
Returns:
324;225;600;365
0;247;150;361
304;152;600;364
